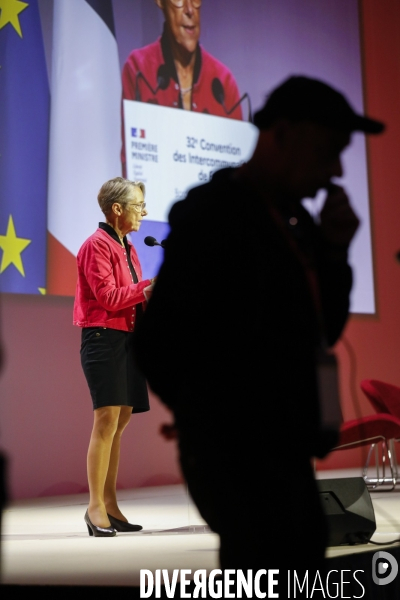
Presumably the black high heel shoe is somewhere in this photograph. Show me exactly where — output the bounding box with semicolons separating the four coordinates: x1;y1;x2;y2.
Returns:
84;510;116;537
107;513;143;532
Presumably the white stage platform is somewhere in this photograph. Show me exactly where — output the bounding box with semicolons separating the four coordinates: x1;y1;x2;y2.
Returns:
2;470;400;587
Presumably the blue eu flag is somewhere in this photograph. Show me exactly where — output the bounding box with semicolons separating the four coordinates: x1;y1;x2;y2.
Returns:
0;0;49;294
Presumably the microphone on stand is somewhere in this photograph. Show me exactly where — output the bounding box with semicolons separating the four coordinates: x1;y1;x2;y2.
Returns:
144;236;167;249
135;64;170;101
211;77;252;122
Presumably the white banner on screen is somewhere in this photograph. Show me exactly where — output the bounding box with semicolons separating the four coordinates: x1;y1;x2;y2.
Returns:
123;100;259;223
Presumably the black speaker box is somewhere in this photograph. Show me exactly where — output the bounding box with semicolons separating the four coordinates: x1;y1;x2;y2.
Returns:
317;477;376;546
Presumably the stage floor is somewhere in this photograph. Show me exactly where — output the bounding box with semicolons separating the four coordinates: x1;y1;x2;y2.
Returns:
2;469;400;587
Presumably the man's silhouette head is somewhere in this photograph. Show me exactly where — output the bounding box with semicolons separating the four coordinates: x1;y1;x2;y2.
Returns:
254;76;384;134
247;76;385;201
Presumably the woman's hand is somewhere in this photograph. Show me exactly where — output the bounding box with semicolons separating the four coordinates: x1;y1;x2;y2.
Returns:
144;277;157;301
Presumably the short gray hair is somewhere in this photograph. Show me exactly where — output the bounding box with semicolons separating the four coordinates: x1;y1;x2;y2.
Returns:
98;177;146;216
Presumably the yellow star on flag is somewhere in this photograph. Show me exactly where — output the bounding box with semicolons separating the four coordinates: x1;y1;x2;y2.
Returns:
0;0;29;38
0;215;31;276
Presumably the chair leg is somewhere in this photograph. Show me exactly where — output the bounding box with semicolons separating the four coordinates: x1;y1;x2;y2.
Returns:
389;439;399;481
386;440;397;490
363;443;380;489
364;440;397;491
382;440;387;482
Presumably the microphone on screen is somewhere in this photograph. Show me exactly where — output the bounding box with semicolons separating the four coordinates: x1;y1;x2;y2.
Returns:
211;77;253;122
135;65;170;101
144;236;166;248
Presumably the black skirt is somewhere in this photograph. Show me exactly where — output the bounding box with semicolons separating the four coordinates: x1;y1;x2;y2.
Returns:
80;327;150;413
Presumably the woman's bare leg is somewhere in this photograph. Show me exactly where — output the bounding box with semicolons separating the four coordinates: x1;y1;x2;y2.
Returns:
104;406;132;521
87;406;121;527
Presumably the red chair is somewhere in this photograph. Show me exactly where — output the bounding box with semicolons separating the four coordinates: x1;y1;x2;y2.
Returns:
334;413;400;490
360;379;400;418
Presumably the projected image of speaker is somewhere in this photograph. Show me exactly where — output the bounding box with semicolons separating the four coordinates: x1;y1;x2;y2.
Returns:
318;477;376;546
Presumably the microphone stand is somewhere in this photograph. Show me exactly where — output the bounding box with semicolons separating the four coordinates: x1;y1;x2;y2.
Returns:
143;236;211;534
135;66;170;101
211;77;253;122
160;484;211;535
225;93;252;123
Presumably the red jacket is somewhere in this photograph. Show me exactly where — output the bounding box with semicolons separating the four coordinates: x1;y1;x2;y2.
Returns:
73;228;151;332
122;39;243;117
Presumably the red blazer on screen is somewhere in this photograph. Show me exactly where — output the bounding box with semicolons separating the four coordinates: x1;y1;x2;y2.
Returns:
122;39;243;117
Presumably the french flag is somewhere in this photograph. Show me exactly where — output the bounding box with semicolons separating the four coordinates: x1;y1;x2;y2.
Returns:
47;0;121;295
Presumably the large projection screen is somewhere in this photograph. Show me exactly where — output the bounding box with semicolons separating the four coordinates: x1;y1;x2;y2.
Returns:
0;0;375;314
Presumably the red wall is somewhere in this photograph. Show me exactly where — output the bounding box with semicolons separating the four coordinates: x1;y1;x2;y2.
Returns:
0;294;182;499
1;0;400;498
317;0;400;469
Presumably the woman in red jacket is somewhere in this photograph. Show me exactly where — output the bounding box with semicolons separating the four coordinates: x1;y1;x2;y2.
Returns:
73;177;155;537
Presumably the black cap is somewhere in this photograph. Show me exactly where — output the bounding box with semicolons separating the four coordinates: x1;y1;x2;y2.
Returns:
253;76;385;134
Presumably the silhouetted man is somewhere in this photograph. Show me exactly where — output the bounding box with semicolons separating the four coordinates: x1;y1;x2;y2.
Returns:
134;76;384;580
